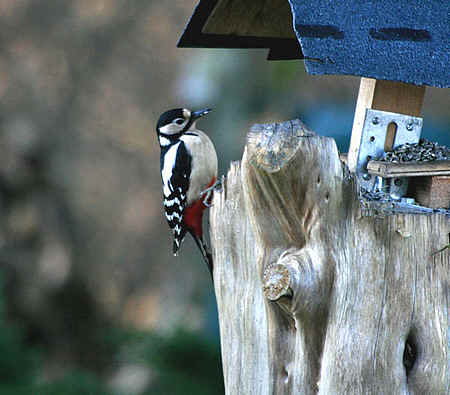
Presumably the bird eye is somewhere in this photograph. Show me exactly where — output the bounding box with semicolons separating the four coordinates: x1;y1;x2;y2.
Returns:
173;118;185;125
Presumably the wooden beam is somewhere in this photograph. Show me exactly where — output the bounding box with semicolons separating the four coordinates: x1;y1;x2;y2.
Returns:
367;160;450;178
408;176;450;209
348;78;426;172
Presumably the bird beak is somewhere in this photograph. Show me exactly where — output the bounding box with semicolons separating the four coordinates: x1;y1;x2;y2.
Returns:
191;108;212;120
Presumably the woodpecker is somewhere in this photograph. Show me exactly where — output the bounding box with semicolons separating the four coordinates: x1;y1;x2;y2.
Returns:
156;107;218;277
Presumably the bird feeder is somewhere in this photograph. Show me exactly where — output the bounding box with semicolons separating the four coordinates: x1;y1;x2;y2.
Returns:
179;0;450;209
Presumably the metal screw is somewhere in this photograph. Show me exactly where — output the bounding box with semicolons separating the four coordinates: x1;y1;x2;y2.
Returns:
372;117;379;125
394;178;402;186
362;173;371;180
406;122;414;131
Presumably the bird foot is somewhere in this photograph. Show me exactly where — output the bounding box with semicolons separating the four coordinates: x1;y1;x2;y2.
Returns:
201;176;224;207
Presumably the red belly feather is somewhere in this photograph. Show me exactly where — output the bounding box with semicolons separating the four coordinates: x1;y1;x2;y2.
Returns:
184;177;216;238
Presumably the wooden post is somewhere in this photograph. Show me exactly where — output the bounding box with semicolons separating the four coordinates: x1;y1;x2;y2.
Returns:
210;119;449;394
348;78;426;172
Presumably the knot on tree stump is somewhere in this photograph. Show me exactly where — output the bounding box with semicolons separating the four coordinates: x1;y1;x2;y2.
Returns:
262;248;332;318
263;260;293;302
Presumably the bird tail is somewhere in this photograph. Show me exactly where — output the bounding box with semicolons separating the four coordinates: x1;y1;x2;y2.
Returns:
189;231;213;281
173;228;187;256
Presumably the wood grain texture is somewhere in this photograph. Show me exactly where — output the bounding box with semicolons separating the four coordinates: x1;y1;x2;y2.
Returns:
348;78;426;172
210;119;449;394
210;162;271;395
203;0;296;38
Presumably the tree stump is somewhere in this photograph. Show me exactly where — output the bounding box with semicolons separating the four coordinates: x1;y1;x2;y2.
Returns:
210;119;449;394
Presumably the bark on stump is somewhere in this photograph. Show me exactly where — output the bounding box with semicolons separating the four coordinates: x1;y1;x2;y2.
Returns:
210;119;449;395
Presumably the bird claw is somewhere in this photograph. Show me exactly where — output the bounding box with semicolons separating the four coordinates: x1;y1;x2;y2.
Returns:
202;190;213;207
201;177;224;207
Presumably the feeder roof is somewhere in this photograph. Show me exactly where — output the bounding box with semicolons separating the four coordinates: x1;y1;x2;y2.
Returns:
178;0;450;88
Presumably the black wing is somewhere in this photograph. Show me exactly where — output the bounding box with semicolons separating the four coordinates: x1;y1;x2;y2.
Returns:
161;142;191;254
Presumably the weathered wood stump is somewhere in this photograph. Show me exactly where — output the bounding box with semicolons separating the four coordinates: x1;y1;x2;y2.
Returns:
210;120;449;394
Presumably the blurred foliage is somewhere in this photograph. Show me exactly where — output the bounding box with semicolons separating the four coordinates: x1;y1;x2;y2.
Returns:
33;373;110;395
109;327;224;395
0;270;223;394
0;276;37;392
0;271;108;394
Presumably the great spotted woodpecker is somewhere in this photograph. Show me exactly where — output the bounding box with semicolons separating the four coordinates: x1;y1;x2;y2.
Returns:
156;108;218;277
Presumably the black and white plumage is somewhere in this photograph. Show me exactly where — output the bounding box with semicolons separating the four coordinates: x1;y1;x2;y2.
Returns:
156;108;218;277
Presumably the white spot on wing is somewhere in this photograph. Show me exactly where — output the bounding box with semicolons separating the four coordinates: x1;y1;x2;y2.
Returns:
164;197;181;207
161;143;180;196
166;211;181;221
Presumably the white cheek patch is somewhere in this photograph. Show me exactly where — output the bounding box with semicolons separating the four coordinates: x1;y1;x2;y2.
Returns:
159;123;183;135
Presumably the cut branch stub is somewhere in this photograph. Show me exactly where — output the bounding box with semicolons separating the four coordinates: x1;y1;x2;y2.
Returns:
243;119;349;249
263;248;333;319
263;261;293;302
246;119;315;172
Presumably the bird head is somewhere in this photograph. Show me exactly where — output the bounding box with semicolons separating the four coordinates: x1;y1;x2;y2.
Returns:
156;108;212;145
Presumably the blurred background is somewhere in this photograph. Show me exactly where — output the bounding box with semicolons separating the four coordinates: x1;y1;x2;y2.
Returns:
0;1;448;394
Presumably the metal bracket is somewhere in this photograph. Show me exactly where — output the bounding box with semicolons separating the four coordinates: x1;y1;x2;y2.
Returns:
356;109;423;199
